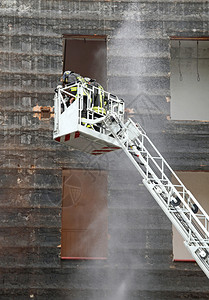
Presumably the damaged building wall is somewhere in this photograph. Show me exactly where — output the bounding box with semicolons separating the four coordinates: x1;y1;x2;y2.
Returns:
0;1;209;299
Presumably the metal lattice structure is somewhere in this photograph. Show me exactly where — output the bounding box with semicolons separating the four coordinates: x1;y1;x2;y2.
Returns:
54;82;209;278
53;82;124;155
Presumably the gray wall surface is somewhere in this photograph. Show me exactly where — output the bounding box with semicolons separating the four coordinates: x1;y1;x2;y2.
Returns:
1;1;209;299
171;40;209;120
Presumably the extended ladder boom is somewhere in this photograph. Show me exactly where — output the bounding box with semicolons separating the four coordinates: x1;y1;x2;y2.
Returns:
54;81;209;278
105;112;209;278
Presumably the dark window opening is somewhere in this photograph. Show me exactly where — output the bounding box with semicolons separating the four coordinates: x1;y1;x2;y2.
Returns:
61;169;108;259
63;35;107;88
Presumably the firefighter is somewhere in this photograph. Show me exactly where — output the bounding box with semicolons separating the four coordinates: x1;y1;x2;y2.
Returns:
84;77;106;131
84;78;106;115
62;70;86;105
62;71;93;128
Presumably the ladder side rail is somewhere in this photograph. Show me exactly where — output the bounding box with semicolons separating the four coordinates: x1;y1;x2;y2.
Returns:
130;141;209;254
142;179;203;244
129;137;209;246
128;119;177;184
127;120;187;195
143;179;209;266
141;132;209;236
112;127;209;248
128;119;209;235
134;135;168;181
129;122;209;241
143;129;208;214
106;114;185;202
106;114;209;246
120;141;156;181
105;115;159;182
107;114;177;192
136;135;191;207
128;133;181;199
155;185;209;246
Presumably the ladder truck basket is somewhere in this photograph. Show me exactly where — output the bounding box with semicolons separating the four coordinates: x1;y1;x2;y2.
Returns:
53;82;124;155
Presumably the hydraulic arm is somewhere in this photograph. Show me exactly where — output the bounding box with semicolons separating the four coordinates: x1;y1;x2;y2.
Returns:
54;81;209;278
105;112;209;278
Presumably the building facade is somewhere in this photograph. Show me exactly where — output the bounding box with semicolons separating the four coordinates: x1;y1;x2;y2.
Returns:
1;1;209;299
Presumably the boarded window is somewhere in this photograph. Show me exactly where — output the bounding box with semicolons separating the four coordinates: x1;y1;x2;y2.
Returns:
172;171;209;261
61;169;108;259
63;35;107;88
170;38;209;120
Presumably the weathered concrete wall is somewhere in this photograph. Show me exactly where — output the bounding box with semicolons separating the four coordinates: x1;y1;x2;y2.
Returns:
1;1;209;299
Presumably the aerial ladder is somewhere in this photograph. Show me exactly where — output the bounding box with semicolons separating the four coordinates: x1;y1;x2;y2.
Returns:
53;81;209;279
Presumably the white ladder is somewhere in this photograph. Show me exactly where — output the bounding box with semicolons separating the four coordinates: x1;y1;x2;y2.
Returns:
104;112;209;278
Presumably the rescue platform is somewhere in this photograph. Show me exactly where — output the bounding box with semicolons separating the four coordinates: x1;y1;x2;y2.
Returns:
53;83;124;155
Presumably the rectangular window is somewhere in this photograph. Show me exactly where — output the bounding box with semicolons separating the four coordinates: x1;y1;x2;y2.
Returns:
63;35;107;88
172;171;209;261
61;169;108;259
170;37;209;121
